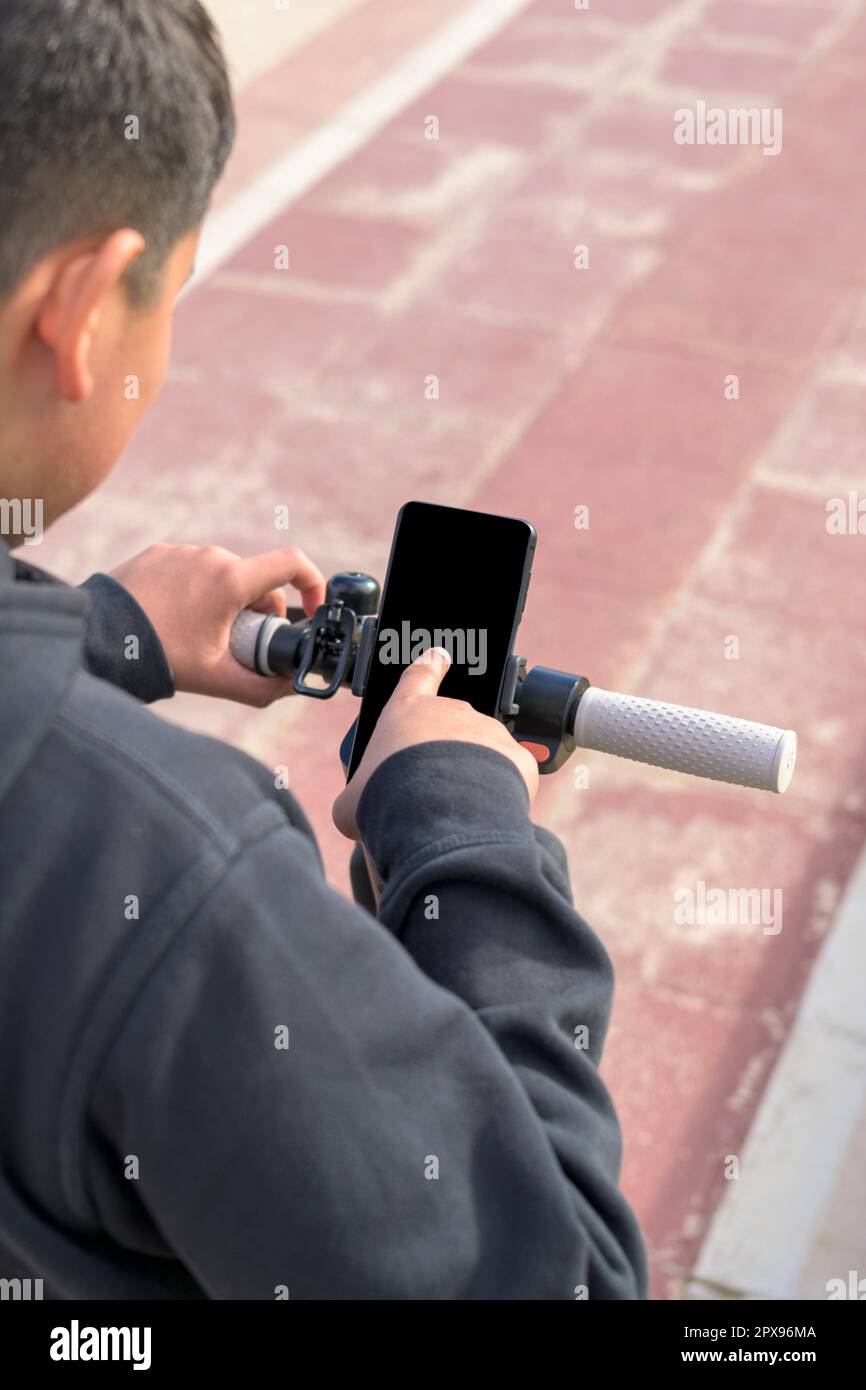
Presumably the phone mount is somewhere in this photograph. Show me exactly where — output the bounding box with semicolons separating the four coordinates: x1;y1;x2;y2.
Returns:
229;572;797;794
231;572;590;775
233;571;378;700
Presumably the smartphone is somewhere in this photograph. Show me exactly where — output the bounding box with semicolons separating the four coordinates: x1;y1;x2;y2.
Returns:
346;501;536;779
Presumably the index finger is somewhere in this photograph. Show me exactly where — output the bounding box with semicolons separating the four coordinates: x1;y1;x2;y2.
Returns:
236;548;326;616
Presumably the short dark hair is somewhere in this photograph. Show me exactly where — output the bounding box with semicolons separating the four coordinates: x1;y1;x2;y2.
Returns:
0;0;235;306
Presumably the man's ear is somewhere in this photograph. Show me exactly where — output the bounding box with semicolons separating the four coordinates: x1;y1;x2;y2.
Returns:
36;229;146;403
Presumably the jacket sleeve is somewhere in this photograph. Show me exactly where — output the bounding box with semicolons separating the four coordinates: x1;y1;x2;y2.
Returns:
79;573;175;703
87;741;646;1300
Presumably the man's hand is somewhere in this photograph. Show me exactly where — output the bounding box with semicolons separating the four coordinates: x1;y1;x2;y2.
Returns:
109;543;326;706
333;647;539;841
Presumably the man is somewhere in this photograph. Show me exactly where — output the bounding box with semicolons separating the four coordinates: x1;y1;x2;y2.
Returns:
0;0;645;1299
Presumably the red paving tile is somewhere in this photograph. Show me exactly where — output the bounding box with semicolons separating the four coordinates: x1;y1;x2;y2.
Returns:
466;11;624;79
534;0;672;20
657;40;801;98
481;344;798;598
767;377;866;490
420;208;651;338
391;74;586;150
702;0;843;45
314;308;568;419
243;404;503;548
580;96;751;176
556;773;864;1006
302;131;522;228
550;650;866;1289
605;35;866;373
690;485;866;634
226;208;426;290
119;375;288;484
706;0;845;43
517;576;659;693
607;241;853;374
171;282;378;395
631;592;866;818
828;290;866;364
512;147;688;231
604;980;785;1296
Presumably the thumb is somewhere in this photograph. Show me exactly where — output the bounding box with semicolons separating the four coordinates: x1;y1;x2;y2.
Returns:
393;645;452;700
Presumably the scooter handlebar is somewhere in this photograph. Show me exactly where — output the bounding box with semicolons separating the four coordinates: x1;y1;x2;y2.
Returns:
571;685;796;794
228;609;797;793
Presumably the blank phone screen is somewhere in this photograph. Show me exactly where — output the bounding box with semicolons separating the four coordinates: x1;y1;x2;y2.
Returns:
347;502;534;778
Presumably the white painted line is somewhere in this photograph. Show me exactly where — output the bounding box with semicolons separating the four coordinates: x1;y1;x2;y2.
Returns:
190;0;536;293
688;849;866;1300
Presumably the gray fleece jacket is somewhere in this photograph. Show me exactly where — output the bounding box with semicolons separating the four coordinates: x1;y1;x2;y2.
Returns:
0;540;646;1299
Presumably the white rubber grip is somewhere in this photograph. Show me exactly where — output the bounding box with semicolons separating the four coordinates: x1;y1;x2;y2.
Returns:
572;686;797;793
